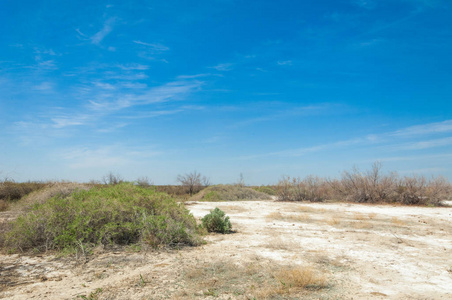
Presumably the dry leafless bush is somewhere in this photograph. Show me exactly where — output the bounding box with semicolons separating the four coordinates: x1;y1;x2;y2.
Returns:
177;171;211;196
329;162;452;205
333;162;398;203
277;175;328;202
101;172;124;185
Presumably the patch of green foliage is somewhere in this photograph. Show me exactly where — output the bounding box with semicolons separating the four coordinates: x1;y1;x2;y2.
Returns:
191;185;272;202
252;185;277;196
1;183;202;253
202;208;232;234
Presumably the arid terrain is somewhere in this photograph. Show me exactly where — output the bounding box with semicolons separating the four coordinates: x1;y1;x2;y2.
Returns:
1;199;451;299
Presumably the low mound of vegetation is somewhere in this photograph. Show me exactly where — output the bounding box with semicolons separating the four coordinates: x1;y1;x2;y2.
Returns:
0;183;202;254
252;185;277;196
0;180;48;211
11;182;92;212
190;185;272;202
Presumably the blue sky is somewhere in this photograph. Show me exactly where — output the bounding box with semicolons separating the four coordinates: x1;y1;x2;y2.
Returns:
1;0;451;184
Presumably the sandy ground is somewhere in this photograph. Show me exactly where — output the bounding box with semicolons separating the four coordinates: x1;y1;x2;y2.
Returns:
1;200;451;299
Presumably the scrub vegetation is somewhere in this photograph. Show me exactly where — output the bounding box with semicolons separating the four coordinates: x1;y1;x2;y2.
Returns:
1;183;203;254
276;162;452;205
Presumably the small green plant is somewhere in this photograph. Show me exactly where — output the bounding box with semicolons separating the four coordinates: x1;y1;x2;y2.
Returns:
202;208;232;233
77;288;103;300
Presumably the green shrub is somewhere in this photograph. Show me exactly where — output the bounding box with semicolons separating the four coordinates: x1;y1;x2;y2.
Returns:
1;183;202;253
202;208;232;233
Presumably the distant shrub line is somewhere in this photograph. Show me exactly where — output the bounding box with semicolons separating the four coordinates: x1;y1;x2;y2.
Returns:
276;163;451;205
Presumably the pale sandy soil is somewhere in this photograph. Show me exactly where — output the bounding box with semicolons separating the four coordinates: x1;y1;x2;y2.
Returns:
1;200;451;299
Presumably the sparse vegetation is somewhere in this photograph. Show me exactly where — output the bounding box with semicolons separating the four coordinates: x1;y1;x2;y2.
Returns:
177;171;211;196
277;175;328;202
0;179;48;203
253;185;277;195
179;259;330;299
191;184;272;202
276;162;452;206
1;183;202;253
202;207;232;233
101;172;124;185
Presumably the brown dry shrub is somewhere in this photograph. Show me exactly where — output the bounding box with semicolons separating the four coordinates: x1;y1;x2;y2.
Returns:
274;266;328;292
0;199;9;212
0;181;48;202
276;175;328;202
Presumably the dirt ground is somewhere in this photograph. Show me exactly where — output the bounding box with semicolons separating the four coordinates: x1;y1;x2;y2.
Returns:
1;199;451;299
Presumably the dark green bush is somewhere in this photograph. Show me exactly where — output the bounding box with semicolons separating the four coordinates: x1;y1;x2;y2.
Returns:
1;183;202;253
202;208;232;234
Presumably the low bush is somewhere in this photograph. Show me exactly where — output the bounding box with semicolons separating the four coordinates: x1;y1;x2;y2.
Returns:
202;208;232;233
190;185;272;202
1;183;202;253
0;180;48;202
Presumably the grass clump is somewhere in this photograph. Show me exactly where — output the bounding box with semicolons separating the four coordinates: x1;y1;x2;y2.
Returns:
1;183;202;254
191;184;272;202
202;207;232;233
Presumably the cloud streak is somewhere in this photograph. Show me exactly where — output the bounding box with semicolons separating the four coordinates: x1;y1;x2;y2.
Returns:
91;17;116;45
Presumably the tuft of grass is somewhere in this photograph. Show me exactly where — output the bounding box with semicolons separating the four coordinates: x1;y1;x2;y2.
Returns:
190;184;272;202
1;183;202;254
274;266;329;292
390;217;406;226
327;217;341;226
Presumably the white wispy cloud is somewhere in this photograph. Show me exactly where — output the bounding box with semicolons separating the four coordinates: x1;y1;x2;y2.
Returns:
210;63;233;71
277;60;293;66
384;137;452;151
353;0;376;9
239;119;452;160
60;145;160;169
51;114;91;128
391;120;452;137
94;82;116;90
88;80;203;111
117;63;149;70
33;82;54;91
133;40;170;52
177;73;218;79
91;17;116;45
